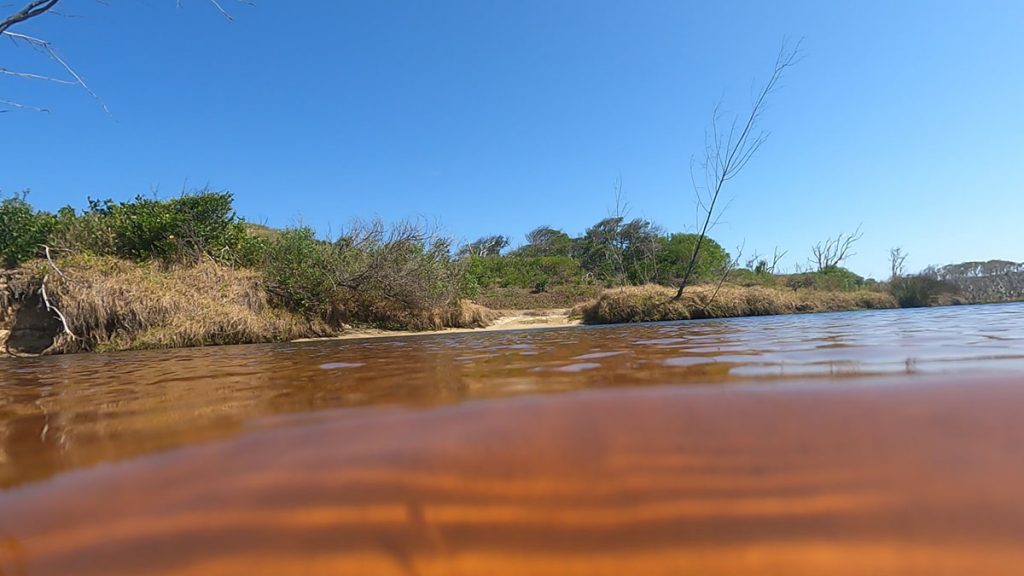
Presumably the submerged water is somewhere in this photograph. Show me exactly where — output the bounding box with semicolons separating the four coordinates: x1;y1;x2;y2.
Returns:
2;303;1024;574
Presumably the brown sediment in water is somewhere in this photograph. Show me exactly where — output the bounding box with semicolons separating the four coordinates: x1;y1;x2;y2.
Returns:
3;304;1024;575
2;376;1024;575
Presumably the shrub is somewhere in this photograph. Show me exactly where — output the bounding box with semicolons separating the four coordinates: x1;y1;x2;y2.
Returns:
655;233;731;285
889;275;959;307
784;266;865;291
0;192;54;268
48;190;261;265
461;255;586;295
261;227;336;317
262;220;469;329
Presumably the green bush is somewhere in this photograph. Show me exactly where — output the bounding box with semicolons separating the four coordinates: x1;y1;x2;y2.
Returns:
889;275;958;307
263;221;466;328
655;233;731;285
729;268;779;287
462;255;586;295
261;227;336;316
48;190;261;265
785;266;865;291
0;191;54;268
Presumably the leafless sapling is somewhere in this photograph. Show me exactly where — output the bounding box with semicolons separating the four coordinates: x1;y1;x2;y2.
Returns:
674;39;802;299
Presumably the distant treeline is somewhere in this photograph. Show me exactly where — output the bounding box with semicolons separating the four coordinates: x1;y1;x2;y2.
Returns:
458;220;730;295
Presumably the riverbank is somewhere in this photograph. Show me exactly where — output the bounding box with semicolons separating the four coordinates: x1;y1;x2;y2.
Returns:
3;268;900;357
577;284;897;324
3;263;903;355
0;258;493;356
296;308;581;342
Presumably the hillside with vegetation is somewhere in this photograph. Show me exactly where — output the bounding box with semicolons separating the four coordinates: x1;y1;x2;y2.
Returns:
0;189;1005;356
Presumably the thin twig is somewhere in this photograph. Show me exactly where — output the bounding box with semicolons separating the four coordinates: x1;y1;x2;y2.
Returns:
2;30;109;112
0;67;76;84
0;97;48;112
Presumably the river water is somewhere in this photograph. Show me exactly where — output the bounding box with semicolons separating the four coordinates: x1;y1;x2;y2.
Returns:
2;303;1024;574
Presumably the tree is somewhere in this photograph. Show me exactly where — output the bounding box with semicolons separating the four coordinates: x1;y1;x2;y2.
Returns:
889;247;908;280
746;246;787;275
673;39;801;300
2;0;248;112
458;235;509;258
516;226;573;257
573;216;662;285
810;226;862;272
657;233;729;284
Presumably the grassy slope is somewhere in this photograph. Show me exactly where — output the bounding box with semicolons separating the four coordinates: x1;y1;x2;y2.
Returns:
3;256;496;354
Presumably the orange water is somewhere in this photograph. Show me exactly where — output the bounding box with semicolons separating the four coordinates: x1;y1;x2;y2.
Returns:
3;304;1024;574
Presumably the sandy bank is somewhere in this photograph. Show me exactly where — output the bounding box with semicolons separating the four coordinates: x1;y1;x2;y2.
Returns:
296;308;581;341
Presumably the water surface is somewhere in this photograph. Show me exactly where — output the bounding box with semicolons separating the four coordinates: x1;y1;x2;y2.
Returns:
2;304;1024;574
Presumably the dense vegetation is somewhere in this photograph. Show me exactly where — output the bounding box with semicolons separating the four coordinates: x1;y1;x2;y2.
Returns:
1;188;1005;353
1;191;737;315
460;219;731;296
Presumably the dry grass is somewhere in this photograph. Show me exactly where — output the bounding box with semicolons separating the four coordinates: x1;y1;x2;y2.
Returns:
577;284;897;324
349;296;499;331
29;255;331;353
4;256;500;354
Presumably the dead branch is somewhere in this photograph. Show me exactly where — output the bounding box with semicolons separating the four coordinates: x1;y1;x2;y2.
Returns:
674;38;802;300
2;0;253;112
811;226;863;271
0;0;60;35
40;274;77;340
889;247;908;280
39;244;66;279
769;246;787;274
2;30;109;112
703;240;744;310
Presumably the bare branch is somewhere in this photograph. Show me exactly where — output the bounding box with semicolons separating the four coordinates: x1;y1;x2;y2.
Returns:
0;0;61;35
889;246;908;280
4;0;253;112
0;66;76;84
810;225;863;271
674;38;803;300
0;97;48;112
40;274;78;340
3;30;109;112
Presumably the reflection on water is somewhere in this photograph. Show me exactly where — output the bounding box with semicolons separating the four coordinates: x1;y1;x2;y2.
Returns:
2;304;1024;575
2;304;1024;487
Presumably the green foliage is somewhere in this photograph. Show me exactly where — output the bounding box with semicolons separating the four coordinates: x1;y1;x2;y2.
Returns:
261;227;336;316
515;226;574;258
47;190;261;265
785;266;865;291
462;255;585;296
262;221;465;328
655;233;730;284
572;217;662;285
459;235;510;257
889;275;958;308
729;268;779;287
0;191;54;268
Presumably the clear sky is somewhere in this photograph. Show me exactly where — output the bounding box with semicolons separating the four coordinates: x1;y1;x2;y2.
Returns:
2;0;1022;278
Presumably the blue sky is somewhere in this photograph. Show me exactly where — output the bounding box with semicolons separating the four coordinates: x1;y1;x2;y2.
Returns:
2;0;1021;278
